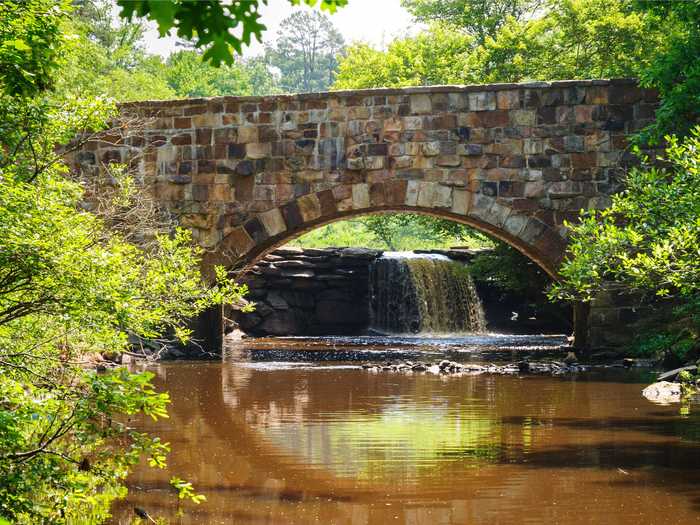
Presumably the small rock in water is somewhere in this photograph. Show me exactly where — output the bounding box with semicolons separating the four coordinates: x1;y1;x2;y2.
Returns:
563;352;578;364
517;361;530;373
642;381;682;404
438;359;452;370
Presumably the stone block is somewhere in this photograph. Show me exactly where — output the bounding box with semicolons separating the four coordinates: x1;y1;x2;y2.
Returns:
497;90;520;109
434;184;453;208
317;189;337;216
503;213;529;237
468;91;496;111
416;182;437;208
510;110;536;127
238;126;258;143
448;93;468;111
564;135;585;153
458;143;483;156
352;183;371;209
451;188;470;215
404;116;424;130
421;142;440;157
259;207;287;237
221;226;255;257
385;179;408;205
405;180;420;206
246;142;271;159
392;156;413;169
466;110;510;128
436;155;461;167
410;94;432;114
297;193;322;221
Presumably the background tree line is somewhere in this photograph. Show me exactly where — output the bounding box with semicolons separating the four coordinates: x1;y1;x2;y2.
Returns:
66;0;346;101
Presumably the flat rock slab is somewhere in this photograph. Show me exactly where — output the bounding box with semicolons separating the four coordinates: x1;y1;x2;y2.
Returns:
642;381;682;404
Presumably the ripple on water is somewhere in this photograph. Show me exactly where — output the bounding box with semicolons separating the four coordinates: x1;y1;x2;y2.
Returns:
113;336;700;525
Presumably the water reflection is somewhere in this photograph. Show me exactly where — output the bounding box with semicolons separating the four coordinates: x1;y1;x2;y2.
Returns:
113;343;700;524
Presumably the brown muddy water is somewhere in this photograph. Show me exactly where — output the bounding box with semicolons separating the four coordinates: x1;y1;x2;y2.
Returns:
112;335;700;524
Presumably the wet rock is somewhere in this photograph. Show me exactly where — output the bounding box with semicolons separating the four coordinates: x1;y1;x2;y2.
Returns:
642;381;682;404
238;313;262;330
517;361;531;373
623;357;657;368
281;270;315;279
275;260;314;269
259;265;283;276
271;247;304;257
563;352;578;364
338;248;382;260
267;291;289;310
257;311;303;335
438;359;452;370
253;301;275;318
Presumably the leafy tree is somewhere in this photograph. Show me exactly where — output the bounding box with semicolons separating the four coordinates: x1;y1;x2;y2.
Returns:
265;10;345;93
401;0;543;45
632;0;700;143
0;1;250;521
165;49;277;98
117;0;348;66
334;24;473;89
336;0;663;89
553;132;700;302
60;0;175;101
552;130;700;359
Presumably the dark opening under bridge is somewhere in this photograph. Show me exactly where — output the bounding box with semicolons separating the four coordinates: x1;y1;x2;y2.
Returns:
68;78;659;350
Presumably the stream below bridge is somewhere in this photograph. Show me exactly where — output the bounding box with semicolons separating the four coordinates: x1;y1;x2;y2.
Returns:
112;334;700;524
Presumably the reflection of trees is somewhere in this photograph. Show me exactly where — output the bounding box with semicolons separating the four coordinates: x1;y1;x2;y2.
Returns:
113;363;700;524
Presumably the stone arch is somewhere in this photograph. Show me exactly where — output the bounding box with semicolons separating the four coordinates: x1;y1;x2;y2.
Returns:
205;188;566;280
68;79;660;350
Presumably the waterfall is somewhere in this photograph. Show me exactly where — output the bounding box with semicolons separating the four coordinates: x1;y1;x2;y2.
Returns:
370;252;486;334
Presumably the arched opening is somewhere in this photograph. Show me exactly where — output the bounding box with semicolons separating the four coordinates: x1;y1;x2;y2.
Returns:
228;209;572;339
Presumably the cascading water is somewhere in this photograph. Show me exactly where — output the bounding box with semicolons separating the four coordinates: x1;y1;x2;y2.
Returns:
370;252;486;334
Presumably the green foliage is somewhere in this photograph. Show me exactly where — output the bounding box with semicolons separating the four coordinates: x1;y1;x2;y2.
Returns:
117;0;348;66
336;0;663;89
0;0;69;96
627;295;700;363
632;0;700;143
170;477;206;504
553;130;700;302
469;243;549;294
334;24;474;89
401;0;542;45
289;214;492;251
0;1;247;522
265;11;345;93
164;50;277;98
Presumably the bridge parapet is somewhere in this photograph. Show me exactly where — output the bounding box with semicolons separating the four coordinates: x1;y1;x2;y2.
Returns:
68;78;658;279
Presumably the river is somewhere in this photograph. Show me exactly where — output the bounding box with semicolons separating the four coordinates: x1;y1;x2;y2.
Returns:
112;335;700;524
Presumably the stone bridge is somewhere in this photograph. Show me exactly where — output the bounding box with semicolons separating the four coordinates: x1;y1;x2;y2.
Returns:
68;78;658;349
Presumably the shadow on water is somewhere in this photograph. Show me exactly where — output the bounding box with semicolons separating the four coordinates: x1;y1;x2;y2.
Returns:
112;336;700;524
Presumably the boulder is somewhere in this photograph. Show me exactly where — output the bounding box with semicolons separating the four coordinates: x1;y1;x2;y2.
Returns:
642;381;682;404
267;291;289;310
275;260;314;269
315;300;367;325
271;247;304;257
257;311;304;335
338;248;382;260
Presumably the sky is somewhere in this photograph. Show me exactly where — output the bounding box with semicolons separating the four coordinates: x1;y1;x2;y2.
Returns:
141;0;419;58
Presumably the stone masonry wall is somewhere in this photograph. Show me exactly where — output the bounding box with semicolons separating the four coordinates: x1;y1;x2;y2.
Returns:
67;79;660;349
235;247;381;336
68;79;659;280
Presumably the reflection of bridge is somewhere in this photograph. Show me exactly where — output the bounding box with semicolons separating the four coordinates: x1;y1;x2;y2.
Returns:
69;79;658;349
114;361;700;524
